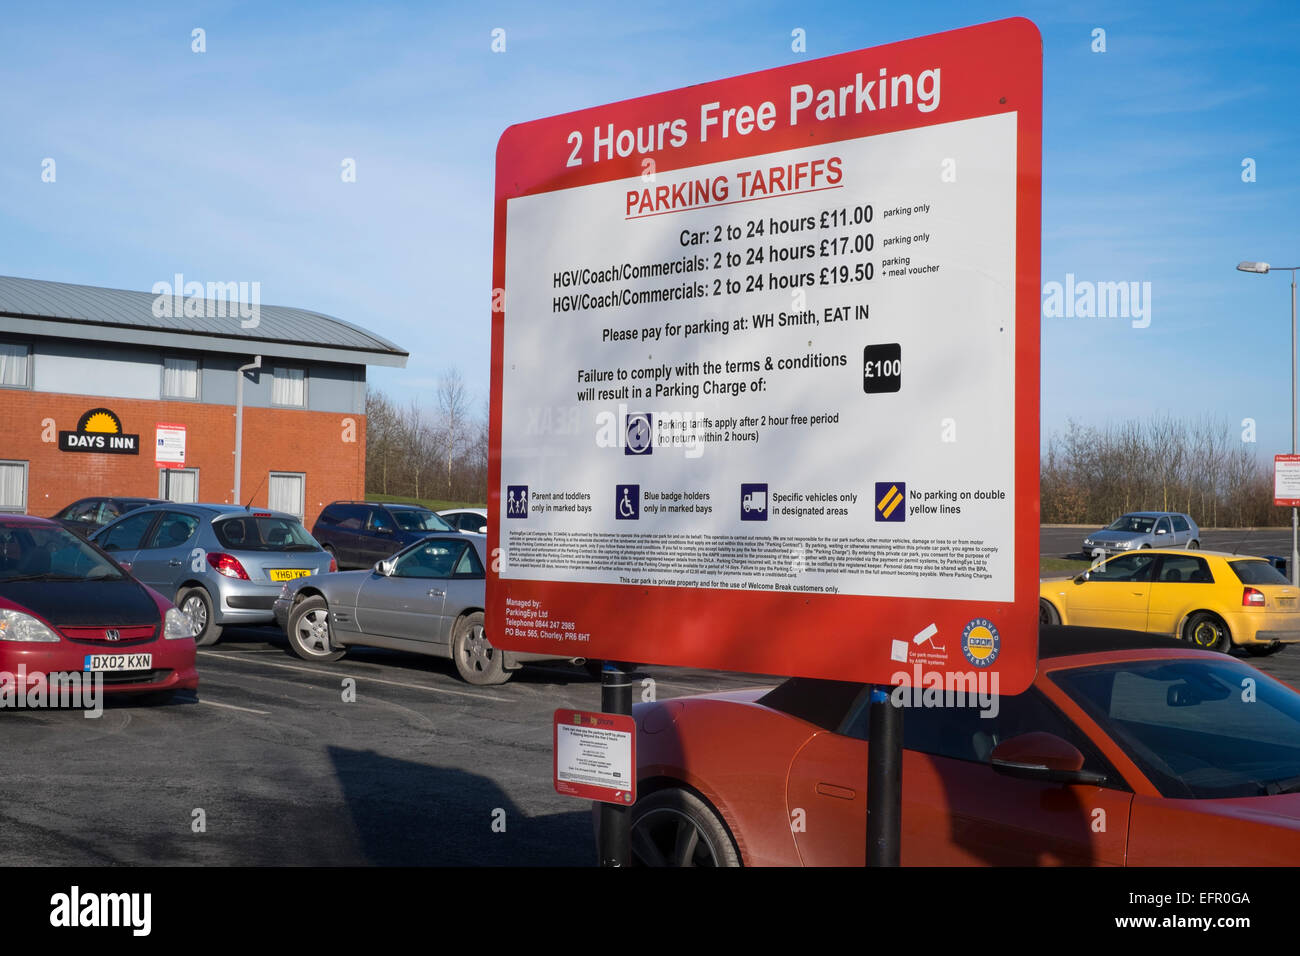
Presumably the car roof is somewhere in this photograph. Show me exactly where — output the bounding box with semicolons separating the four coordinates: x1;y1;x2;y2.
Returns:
121;502;300;520
754;625;1201;730
1113;548;1267;561
0;514;57;527
1116;511;1188;518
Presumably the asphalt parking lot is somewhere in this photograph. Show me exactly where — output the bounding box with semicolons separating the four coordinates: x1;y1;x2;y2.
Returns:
0;624;765;866
1041;525;1295;560
7;591;1300;867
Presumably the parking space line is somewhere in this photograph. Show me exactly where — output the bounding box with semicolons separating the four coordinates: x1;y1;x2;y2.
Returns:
195;698;272;716
197;651;512;702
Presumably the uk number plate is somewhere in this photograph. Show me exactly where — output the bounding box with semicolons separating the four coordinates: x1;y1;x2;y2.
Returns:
84;653;152;672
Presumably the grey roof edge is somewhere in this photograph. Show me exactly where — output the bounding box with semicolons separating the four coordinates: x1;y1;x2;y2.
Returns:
0;274;408;359
0;315;409;369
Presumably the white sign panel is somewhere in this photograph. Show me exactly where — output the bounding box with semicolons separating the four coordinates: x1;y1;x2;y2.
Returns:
501;113;1017;602
155;423;187;467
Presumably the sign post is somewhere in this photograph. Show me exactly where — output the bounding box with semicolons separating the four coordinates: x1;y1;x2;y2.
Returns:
491;17;1041;866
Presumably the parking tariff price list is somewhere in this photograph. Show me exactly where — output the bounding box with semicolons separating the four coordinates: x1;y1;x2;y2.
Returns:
502;110;1018;603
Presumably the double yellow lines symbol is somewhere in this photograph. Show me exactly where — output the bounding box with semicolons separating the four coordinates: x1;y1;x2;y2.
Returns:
877;484;903;519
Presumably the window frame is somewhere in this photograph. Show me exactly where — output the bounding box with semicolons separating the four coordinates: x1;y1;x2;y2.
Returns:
0;460;29;513
271;365;309;408
0;341;32;391
160;354;202;402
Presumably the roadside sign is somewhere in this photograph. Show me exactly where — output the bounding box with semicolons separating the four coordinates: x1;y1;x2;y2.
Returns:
155;423;186;467
490;18;1042;691
553;709;636;805
1275;454;1300;506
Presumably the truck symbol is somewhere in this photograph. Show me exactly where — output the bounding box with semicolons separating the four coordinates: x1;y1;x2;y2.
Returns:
743;491;766;513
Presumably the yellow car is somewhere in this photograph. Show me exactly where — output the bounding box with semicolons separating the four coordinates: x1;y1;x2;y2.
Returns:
1039;549;1300;655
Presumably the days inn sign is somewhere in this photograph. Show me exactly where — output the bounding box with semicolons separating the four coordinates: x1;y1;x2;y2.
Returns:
58;408;141;455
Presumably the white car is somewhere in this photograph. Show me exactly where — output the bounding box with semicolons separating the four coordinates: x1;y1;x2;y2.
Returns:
437;508;488;535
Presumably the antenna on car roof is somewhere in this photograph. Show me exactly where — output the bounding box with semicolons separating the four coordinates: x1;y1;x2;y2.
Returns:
1232;527;1253;555
244;474;267;511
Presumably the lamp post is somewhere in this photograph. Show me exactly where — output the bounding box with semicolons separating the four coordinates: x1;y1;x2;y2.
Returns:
1238;261;1300;587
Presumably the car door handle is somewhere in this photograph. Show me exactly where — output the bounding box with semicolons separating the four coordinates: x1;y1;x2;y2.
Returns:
428;588;445;597
169;558;183;566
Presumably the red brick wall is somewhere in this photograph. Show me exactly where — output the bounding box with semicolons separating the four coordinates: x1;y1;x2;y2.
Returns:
0;392;366;529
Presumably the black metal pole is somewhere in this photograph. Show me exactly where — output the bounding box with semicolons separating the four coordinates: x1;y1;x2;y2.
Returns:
865;685;903;866
599;661;633;867
164;468;171;501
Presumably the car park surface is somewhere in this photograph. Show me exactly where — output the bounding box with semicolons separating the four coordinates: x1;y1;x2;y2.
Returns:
91;504;334;646
1039;549;1300;653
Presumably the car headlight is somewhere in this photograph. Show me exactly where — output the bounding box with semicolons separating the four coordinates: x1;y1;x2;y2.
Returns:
164;607;193;640
0;609;60;643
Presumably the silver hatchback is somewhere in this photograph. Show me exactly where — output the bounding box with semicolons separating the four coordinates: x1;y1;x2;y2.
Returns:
92;503;334;645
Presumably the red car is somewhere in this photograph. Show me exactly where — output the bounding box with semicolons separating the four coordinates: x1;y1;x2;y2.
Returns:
626;626;1300;865
0;515;198;706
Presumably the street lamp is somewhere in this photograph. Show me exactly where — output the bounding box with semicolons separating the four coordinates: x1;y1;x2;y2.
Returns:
1238;261;1300;587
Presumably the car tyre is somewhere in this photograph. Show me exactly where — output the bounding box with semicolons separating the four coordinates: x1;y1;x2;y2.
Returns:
452;612;510;685
629;788;741;867
286;595;346;662
1245;642;1285;657
177;586;222;647
1187;539;1200;550
1185;612;1232;653
1039;599;1060;627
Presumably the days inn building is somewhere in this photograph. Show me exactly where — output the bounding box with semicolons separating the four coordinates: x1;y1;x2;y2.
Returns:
0;275;406;528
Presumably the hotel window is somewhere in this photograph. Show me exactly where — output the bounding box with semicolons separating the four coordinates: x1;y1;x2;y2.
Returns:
158;468;199;503
268;472;305;519
272;366;307;407
0;461;28;513
0;343;31;389
162;356;200;400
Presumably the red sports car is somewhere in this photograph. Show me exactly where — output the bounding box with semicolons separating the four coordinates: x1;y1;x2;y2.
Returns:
626;626;1300;865
0;515;198;706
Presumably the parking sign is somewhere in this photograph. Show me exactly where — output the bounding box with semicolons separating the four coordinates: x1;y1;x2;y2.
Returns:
490;18;1041;690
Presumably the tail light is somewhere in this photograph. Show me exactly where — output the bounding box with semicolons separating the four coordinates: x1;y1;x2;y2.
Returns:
207;552;250;580
1243;587;1267;607
328;556;338;573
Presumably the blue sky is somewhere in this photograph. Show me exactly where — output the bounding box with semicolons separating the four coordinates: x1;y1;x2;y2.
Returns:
1;0;1297;454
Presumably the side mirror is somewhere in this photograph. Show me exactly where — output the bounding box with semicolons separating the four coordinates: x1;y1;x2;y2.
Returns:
1156;528;1168;535
375;559;394;576
990;732;1107;785
1073;571;1089;584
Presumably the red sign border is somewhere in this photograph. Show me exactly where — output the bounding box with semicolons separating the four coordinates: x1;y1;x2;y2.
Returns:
490;17;1042;692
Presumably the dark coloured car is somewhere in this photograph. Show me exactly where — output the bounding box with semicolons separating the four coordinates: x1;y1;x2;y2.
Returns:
311;500;456;570
0;515;198;705
50;496;167;539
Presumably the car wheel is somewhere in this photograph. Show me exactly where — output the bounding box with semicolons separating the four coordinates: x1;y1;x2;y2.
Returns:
1185;612;1232;653
452;612;510;685
177;587;222;647
1245;642;1285;657
629;789;741;867
1039;599;1060;627
287;595;345;662
1140;543;1151;549
1187;539;1200;550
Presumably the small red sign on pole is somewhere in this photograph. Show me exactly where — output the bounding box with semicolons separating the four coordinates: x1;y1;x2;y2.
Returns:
553;709;636;805
1275;454;1300;506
